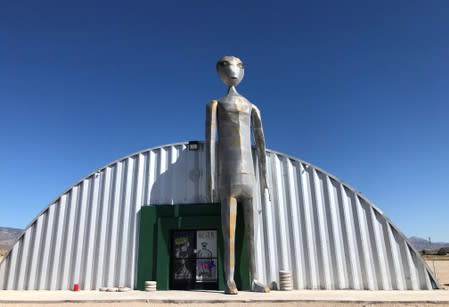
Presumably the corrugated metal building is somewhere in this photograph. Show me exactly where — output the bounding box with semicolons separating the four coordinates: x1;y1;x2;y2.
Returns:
0;142;440;290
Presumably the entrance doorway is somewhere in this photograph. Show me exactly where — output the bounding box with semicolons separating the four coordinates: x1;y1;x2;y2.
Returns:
136;204;250;291
170;229;218;290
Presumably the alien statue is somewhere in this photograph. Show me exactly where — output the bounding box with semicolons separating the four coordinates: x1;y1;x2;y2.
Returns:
206;56;271;294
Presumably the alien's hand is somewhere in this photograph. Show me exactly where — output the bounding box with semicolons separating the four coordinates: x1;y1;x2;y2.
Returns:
208;188;213;203
261;178;270;202
264;188;271;203
208;185;216;203
211;189;216;203
207;176;215;202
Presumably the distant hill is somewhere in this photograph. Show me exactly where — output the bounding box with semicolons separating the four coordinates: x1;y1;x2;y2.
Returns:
408;236;449;251
0;227;22;249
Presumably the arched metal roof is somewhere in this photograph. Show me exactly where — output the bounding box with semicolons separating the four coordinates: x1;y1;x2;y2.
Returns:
0;142;440;290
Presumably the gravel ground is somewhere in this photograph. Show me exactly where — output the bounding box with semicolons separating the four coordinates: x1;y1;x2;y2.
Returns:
0;257;448;306
427;259;449;289
1;303;448;307
0;248;7;261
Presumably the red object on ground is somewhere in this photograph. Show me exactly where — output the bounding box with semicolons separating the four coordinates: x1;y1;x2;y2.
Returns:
73;283;80;291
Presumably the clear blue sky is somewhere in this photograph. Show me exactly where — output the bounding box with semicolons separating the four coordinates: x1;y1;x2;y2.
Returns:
0;1;448;241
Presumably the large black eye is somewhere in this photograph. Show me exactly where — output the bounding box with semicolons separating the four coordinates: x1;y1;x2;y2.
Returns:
220;61;229;67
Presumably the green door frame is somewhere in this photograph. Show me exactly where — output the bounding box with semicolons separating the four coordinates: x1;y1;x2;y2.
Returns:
136;204;249;291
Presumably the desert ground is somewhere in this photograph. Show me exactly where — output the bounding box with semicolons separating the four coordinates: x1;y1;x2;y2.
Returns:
425;254;449;289
0;303;447;307
0;248;7;261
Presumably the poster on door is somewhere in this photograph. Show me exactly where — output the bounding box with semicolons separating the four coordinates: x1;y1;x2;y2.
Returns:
196;230;217;282
172;231;195;280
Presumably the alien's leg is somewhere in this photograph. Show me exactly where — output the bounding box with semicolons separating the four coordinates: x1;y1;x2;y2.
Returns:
242;197;270;293
221;195;238;294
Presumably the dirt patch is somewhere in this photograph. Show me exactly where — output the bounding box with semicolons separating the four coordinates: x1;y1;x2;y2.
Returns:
426;259;449;289
0;248;8;262
0;303;448;307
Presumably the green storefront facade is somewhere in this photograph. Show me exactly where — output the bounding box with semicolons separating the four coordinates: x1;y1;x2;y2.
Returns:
136;204;250;291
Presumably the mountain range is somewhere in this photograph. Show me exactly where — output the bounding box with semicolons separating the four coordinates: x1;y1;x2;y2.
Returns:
0;227;23;249
408;236;449;251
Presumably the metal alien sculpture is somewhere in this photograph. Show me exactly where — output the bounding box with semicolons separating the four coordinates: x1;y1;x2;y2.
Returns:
206;56;271;294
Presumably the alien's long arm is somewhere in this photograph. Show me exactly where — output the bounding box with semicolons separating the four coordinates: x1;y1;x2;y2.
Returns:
206;100;218;202
251;104;270;196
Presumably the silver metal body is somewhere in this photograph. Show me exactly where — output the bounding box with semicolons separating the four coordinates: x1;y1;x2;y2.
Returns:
0;142;440;290
206;56;270;294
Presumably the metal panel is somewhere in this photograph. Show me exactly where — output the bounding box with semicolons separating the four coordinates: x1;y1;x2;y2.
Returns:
0;142;440;290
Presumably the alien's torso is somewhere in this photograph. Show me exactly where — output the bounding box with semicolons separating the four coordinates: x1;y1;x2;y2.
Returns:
216;93;254;177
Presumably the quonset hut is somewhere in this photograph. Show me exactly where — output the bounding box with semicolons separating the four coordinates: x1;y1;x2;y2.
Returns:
0;142;440;290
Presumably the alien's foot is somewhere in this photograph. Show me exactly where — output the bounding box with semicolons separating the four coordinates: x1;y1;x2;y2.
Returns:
251;280;270;293
225;280;238;295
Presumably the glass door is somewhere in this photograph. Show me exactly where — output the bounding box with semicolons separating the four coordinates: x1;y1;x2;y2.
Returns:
170;229;218;290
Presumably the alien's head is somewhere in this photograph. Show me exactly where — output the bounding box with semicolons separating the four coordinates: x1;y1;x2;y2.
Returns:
216;56;244;87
